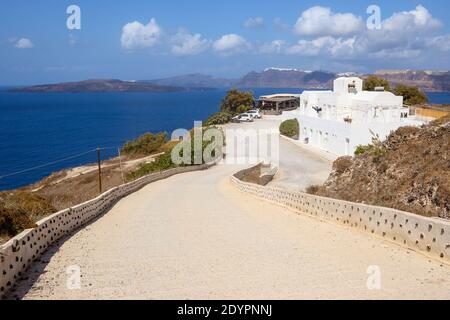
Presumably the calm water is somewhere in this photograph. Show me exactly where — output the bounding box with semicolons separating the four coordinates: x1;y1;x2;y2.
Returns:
0;88;303;190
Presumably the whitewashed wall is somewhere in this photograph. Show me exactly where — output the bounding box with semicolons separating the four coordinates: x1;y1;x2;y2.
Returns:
0;164;213;296
230;174;450;263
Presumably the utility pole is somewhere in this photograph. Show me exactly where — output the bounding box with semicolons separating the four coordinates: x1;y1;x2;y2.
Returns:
118;148;125;184
97;147;102;194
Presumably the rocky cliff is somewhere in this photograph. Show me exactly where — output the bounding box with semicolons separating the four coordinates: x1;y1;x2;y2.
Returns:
374;70;450;92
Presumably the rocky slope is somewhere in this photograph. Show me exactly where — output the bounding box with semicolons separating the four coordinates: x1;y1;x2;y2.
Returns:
313;116;450;218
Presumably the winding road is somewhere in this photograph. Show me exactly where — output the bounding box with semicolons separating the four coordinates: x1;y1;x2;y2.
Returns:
10;163;450;300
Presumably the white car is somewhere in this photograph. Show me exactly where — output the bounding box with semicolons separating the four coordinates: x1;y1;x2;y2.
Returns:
232;114;254;123
246;109;262;119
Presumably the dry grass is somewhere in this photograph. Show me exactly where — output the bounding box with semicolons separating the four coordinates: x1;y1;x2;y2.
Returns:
35;163;126;210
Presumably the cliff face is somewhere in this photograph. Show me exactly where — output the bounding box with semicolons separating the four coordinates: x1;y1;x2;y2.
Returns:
314;116;450;219
237;69;335;88
374;70;450;92
145;74;237;88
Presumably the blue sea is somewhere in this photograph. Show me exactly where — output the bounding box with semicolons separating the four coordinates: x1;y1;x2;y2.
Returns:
0;88;307;190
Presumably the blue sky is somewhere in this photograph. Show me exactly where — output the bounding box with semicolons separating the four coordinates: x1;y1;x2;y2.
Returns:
0;0;449;85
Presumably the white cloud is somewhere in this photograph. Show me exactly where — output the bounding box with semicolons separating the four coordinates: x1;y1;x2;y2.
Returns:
426;35;450;51
259;40;286;54
170;29;210;56
362;5;442;52
213;34;250;55
286;36;357;57
383;5;441;32
294;6;363;37
121;18;161;50
370;49;422;59
287;5;446;62
14;38;34;49
244;17;265;28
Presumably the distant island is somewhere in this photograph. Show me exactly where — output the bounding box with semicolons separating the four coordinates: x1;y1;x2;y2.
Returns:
9;79;212;93
10;69;450;93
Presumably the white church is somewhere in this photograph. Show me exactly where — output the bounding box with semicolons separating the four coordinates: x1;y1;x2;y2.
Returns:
283;77;423;156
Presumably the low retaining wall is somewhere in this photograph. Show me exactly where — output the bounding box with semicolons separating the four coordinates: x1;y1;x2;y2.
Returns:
0;164;212;296
230;175;450;263
233;163;278;186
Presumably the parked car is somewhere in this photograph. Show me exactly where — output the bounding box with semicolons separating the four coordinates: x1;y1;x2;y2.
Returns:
246;109;262;119
231;114;254;123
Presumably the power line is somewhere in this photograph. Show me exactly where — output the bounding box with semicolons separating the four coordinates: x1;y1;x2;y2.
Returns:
0;148;98;180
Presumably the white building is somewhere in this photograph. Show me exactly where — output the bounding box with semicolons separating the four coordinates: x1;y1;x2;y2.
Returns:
286;77;423;156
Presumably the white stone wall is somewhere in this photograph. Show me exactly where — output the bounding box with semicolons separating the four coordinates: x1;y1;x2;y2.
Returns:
230;175;450;263
0;164;213;296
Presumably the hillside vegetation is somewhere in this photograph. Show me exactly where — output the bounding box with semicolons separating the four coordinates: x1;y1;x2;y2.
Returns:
205;89;254;125
0;192;57;242
279;119;299;139
363;75;429;105
121;132;168;157
309;116;450;218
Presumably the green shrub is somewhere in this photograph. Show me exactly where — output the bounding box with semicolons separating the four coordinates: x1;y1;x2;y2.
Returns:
279;119;299;139
220;88;254;113
355;136;387;163
394;85;428;106
121;132;168;157
204;111;233;126
355;144;373;156
363;75;391;91
126;127;224;181
126;152;175;181
236;105;252;114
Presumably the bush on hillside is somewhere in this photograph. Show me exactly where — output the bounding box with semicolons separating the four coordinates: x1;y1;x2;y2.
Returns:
279;119;299;139
126;127;224;181
220;89;254;113
204;111;233;126
0;207;37;238
394;85;428;106
363;75;391;91
121;132;168;157
0;191;55;239
354;144;373;156
126;152;175;181
236;105;252;114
